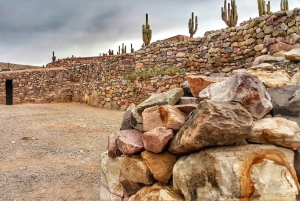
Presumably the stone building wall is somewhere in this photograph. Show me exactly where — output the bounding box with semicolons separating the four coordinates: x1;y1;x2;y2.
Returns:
0;8;299;108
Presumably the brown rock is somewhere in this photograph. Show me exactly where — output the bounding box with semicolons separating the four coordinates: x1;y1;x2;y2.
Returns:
142;105;186;131
186;75;226;97
108;133;122;158
269;42;294;55
141;151;177;184
117;129;144;155
174;104;198;114
142;127;174;153
169;100;253;155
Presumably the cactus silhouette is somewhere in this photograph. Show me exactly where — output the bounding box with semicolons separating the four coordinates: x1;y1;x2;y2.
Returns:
258;0;271;16
142;13;152;46
280;0;289;11
131;43;134;53
188;12;198;38
121;43;127;54
52;51;56;62
221;0;238;27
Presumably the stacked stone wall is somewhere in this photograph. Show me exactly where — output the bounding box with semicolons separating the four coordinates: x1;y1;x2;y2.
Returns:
0;9;300;108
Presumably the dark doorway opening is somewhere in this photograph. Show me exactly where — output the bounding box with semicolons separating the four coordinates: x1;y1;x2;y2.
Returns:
5;79;13;105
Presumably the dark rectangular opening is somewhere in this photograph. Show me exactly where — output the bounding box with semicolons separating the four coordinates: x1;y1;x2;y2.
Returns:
5;79;13;105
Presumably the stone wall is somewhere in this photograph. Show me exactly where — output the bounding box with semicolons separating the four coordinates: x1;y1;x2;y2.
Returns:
0;8;300;108
0;68;71;104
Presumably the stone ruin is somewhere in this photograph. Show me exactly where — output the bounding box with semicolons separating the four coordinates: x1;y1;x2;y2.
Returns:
101;68;300;200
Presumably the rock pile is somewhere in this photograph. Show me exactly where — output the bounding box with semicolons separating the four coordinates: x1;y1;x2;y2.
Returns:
100;70;300;200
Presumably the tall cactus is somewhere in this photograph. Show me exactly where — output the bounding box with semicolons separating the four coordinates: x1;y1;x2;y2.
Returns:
131;43;134;53
121;43;127;54
142;13;152;46
221;0;238;27
280;0;289;11
52;51;56;62
258;0;271;16
188;12;198;38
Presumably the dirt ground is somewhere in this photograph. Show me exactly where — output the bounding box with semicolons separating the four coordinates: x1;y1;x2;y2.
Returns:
0;103;125;201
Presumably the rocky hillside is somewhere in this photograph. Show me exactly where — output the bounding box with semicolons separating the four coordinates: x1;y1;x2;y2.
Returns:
0;62;42;72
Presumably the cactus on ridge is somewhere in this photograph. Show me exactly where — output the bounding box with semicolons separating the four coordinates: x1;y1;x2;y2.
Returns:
188;12;198;38
121;43;127;54
52;51;56;62
142;13;152;46
131;43;134;53
280;0;289;11
221;0;238;27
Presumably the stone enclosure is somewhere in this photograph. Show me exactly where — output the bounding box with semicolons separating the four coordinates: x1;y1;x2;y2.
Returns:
0;9;300;108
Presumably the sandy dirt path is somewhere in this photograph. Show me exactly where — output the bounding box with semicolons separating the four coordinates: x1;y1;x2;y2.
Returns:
0;103;124;201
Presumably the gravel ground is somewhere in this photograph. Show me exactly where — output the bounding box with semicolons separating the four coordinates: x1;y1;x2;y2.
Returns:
0;103;124;201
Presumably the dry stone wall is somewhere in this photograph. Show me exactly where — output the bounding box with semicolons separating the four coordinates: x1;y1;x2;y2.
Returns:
0;8;300;108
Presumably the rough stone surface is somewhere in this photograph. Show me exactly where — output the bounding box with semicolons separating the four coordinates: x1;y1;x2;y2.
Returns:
199;73;273;119
246;70;291;88
290;71;300;85
169;100;253;155
174;104;198;115
250;63;275;70
100;152;124;200
120;156;154;185
142;105;186;131
141;151;177;184
108;133;122;158
176;97;199;105
269;42;294;55
120;109;133;130
128;183;184;201
142;127;174;153
186;75;225;98
181;81;192;97
248;117;300;150
285;48;300;61
173;145;299;201
294;147;300;182
119;180;144;199
267;85;300;117
117;129;144;155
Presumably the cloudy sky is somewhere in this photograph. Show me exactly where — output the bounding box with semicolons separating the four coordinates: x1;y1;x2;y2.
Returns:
0;0;298;66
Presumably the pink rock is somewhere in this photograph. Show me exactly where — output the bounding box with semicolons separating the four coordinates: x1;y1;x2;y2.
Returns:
117;129;144;155
186;75;226;98
263;38;276;46
108;133;122;158
269;42;294;55
142;127;174;153
142;105;186;131
174;104;198;115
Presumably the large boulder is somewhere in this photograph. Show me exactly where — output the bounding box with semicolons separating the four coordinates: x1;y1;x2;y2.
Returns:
142;105;186;131
131;88;184;131
128;183;184;201
141;151;177;184
169;100;253;155
247;117;300;150
246;70;291;88
267;85;300;117
117;129;144;155
199;73;273;119
142;127;174;153
186;75;225;98
120;156;154;185
173;145;299;201
100;152;124;201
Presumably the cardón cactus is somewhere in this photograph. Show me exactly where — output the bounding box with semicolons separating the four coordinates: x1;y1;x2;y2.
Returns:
188;12;198;38
258;0;271;16
142;13;152;46
131;43;134;53
280;0;289;11
52;51;56;63
221;0;238;27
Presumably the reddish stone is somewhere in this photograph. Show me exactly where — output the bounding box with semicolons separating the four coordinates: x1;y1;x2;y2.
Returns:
117;129;144;155
108;133;122;158
186;75;226;98
269;42;294;55
142;127;174;153
142;105;186;131
174;104;198;114
263;38;276;46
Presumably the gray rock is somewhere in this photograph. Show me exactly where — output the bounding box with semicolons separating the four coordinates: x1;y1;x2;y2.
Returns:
120;109;133;130
176;97;200;105
199;73;273;120
268;85;300;117
181;81;192;97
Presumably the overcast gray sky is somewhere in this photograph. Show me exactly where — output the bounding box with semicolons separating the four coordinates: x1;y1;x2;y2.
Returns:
0;0;298;66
